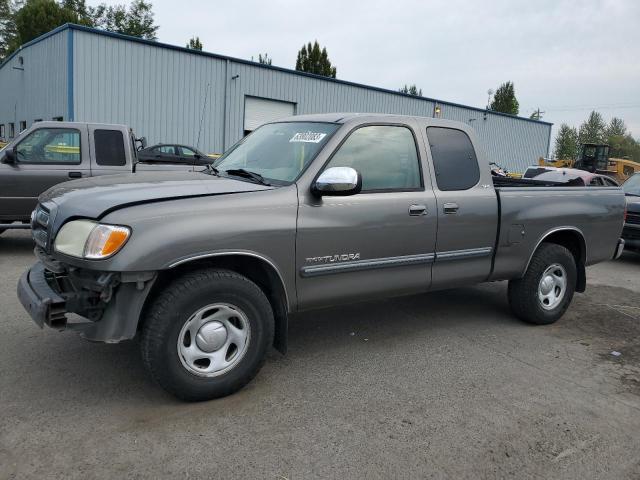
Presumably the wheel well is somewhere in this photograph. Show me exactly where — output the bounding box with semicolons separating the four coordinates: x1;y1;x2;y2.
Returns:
539;230;587;292
141;255;290;354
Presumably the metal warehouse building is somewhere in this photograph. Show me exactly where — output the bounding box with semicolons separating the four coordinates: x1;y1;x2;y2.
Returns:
0;23;552;172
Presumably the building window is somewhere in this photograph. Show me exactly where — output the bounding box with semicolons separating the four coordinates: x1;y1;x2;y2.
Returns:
52;116;63;121
0;124;5;139
9;123;15;138
19;121;27;132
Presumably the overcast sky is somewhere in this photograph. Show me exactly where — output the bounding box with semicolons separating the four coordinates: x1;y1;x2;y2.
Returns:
107;0;639;140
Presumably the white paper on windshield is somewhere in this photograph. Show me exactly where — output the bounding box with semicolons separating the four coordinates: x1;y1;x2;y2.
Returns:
289;132;327;143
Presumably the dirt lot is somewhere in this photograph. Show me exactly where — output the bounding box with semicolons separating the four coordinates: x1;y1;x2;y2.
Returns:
1;230;639;479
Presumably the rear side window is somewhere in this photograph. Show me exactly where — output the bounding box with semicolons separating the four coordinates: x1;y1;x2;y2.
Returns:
94;129;126;166
427;127;480;191
326;125;422;192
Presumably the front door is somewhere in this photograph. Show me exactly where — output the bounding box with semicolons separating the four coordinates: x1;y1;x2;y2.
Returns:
0;125;89;219
296;123;438;310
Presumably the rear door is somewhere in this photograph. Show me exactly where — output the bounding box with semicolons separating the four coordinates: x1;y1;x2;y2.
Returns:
425;126;498;288
296;122;438;309
0;125;89;219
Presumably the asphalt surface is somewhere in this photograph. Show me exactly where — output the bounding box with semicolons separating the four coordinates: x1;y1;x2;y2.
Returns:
1;230;639;479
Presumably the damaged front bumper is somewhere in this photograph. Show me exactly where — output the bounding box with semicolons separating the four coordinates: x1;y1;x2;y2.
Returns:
17;254;157;343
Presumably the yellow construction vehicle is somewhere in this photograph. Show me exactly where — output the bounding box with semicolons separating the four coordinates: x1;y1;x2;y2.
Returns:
539;143;640;183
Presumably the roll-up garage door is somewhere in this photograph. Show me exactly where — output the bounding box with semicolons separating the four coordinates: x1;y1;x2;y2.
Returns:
244;97;295;132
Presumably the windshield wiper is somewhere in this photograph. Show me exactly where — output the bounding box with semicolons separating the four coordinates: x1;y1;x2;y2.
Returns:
224;168;271;185
626;192;640;197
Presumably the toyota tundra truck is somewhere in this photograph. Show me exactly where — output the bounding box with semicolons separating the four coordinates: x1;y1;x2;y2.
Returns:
17;114;626;401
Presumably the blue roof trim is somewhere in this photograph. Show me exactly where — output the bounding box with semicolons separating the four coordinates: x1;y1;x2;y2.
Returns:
2;23;553;127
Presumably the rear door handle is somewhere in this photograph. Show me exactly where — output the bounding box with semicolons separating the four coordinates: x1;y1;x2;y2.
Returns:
443;202;459;214
68;171;82;178
409;204;427;216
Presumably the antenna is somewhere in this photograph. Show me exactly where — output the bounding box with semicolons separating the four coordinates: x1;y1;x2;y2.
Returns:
487;88;494;108
196;82;211;150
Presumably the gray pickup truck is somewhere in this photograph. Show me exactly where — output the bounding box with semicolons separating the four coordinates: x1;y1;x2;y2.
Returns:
0;121;207;233
17;113;626;401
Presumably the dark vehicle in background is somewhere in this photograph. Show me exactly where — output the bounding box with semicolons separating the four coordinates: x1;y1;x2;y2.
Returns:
622;173;640;252
0;122;207;233
137;144;212;166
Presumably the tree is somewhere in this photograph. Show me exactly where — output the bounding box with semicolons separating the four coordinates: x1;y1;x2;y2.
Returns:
553;123;579;160
606;117;627;137
12;0;77;49
489;81;519;115
0;0;20;60
295;40;336;78
92;0;158;39
253;53;271;65
578;111;606;144
399;84;422;96
186;36;202;50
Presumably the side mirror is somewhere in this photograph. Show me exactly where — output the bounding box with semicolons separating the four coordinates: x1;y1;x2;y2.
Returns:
312;166;362;196
1;148;16;164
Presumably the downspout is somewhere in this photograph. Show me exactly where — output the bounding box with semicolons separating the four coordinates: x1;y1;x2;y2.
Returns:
222;58;230;151
66;27;74;121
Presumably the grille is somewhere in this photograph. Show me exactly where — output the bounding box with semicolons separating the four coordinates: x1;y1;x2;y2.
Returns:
627;212;640;226
31;205;50;249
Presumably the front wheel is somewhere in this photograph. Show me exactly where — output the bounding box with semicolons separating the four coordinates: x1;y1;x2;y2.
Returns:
508;243;577;325
140;269;274;401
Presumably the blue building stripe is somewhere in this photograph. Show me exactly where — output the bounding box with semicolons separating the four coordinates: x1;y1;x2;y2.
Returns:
67;28;74;121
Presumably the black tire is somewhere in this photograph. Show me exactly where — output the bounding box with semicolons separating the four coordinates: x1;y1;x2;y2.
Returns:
140;269;274;401
508;243;577;325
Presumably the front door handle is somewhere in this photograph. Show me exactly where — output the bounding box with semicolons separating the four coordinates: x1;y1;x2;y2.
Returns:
443;202;459;214
68;171;82;178
409;204;427;216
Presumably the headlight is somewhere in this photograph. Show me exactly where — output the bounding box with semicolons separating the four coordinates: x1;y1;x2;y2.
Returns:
54;220;131;259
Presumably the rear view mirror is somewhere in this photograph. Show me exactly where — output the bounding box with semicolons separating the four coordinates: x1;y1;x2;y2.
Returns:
312;167;362;196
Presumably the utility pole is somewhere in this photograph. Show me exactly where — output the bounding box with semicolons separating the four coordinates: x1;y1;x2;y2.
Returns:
530;108;545;120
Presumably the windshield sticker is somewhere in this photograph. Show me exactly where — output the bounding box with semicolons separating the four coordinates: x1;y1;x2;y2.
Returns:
289;132;327;143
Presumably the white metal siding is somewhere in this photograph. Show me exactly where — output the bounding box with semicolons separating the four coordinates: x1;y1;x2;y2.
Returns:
0;30;68;137
244;97;295;131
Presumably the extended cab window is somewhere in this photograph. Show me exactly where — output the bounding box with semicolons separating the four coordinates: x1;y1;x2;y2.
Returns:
94;129;126;166
325;125;421;191
427;127;480;191
15;128;80;164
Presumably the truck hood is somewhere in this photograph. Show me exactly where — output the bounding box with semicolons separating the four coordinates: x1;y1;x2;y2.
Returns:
40;171;274;227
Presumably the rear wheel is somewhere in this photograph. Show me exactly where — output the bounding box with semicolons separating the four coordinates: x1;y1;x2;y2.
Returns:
508;243;577;325
140;269;274;401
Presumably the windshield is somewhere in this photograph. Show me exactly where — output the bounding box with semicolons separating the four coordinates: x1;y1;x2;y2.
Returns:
214;122;339;184
623;174;640;195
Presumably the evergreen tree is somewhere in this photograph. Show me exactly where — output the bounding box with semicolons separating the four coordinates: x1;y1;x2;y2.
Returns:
186;36;202;50
295;40;336;78
606;117;626;137
0;0;20;60
399;84;422;96
489;81;519;115
578;111;606;144
553;123;579;160
256;53;271;65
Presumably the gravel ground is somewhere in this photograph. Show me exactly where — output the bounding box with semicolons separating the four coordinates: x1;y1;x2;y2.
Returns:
1;230;639;479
